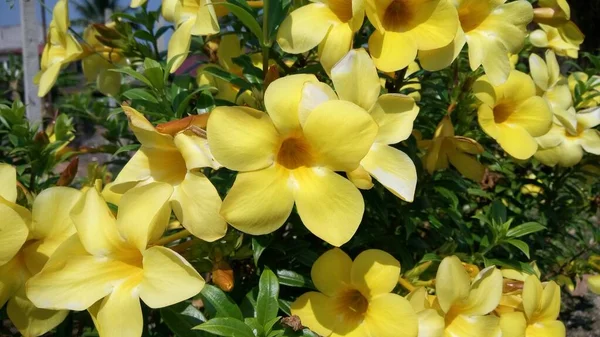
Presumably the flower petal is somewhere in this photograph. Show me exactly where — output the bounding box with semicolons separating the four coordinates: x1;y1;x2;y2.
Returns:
167;19;195;73
208;106;280;171
499;311;527;337
445;314;500;337
347;166;374;190
0;204;29;265
171;171;227;242
496;124;539;160
7;287;68;337
122;106;175;150
303;100;378;172
529;53;550;91
369;30;417;72
26;237;138;311
95;275;143;337
221;166;294;235
311;248;352;297
0;164;17;202
415;309;445;337
265;74;319;135
350;249;400;298
364;293;418;337
37;62;62;97
419;27;466;72
447;149;485;182
361;144;417;202
459;267;503;316
510;96;553;137
526;321;566;337
580;129;600;155
435;256;471;314
139;246;204;308
293;167;364;247
576;107;600;129
537;281;561;322
116;183;173;251
290;292;335;336
276;3;337;54
318;23;354;74
298;82;338;127
191;0;220;35
370;94;419;144
70;187;129;256
173;132;221;170
522;274;543;321
0;257;27;308
331;48;380;111
30;187;80;240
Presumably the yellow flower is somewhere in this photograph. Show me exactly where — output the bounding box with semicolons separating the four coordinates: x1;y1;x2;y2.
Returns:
420;0;533;85
207;74;378;246
35;0;82;97
529;50;573;118
499;275;565;337
535;107;600;167
276;0;365;73
568;72;600;109
365;0;459;72
435;256;503;336
325;49;419;201
167;0;220;72
0;164;81;336
82;24;127;97
418;116;486;182
27;184;205;337
530;24;581;59
291;248;418;337
406;288;445;337
589;275;600;295
533;0;584;56
474;70;553;159
110;106;227;242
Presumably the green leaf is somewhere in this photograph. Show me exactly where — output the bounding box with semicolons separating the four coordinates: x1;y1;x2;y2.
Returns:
160;304;206;337
505;239;530;258
252;237;269;266
276;269;314;288
110;67;153;87
220;2;263;43
256;268;280;327
506;222;546;238
133;29;155;42
193;318;255;337
202;66;250;90
113;143;140;156
199;284;243;320
265;0;292;44
122;88;159;103
489;199;507;225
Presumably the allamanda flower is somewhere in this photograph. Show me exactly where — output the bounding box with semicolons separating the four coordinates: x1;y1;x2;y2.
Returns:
0;164;81;336
110;106;227;242
473;70;553;160
530;24;581;59
420;0;533;85
27;183;205;337
167;0;221;72
532;0;584;58
82;23;127;97
276;0;365;73
406;287;445;337
35;0;82;97
535;107;600;167
435;256;503;336
419;116;486;182
320;48;419;201
498;275;565;337
207;74;378;246
365;0;459;72
529;50;573;118
291;248;418;337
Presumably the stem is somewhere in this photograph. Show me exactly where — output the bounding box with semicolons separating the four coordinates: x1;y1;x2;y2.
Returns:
153;229;191;246
398;276;416;292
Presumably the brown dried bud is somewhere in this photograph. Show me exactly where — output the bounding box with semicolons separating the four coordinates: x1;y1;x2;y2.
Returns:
264;64;280;90
281;315;303;331
156;114;210;136
57;157;79;186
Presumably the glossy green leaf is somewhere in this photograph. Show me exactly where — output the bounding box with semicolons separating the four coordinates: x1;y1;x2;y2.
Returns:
199;284;243;320
256;268;279;327
193;318;255;337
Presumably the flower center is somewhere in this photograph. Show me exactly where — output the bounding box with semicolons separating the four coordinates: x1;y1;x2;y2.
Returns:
334;288;369;324
493;102;515;124
457;0;491;32
382;0;434;32
328;0;354;22
276;135;315;170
